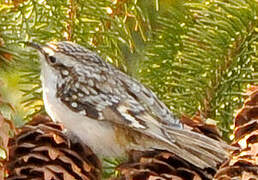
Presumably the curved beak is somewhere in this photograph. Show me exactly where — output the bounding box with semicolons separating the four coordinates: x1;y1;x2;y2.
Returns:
26;41;56;58
26;42;46;55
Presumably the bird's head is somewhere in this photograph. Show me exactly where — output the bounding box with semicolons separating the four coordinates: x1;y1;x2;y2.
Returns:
27;41;105;73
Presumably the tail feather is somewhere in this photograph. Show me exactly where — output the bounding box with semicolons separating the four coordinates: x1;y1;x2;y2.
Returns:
153;134;213;168
165;128;233;169
135;113;233;169
170;128;228;153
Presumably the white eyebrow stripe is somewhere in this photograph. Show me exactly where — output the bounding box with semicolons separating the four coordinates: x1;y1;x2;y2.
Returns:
46;42;58;51
42;46;55;56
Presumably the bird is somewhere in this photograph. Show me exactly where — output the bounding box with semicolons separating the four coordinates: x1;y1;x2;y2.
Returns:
28;41;231;170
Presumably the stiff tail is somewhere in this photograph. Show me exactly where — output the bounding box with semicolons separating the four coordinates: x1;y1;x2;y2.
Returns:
163;128;233;169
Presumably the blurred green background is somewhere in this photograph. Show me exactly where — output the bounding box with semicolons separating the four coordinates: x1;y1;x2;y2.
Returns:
0;0;257;142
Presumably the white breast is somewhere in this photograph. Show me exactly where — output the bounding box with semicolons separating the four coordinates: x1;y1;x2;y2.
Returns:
41;63;125;158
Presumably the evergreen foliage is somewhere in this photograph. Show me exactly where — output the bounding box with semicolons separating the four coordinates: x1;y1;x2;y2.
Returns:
138;0;257;139
0;0;257;140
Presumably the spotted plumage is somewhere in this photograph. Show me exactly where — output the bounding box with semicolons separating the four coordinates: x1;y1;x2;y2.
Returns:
52;42;181;129
29;41;231;170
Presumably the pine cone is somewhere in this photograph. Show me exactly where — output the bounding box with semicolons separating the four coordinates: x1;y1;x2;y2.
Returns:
113;150;215;180
181;113;222;141
0;113;15;180
6;115;101;180
214;86;258;180
112;115;222;180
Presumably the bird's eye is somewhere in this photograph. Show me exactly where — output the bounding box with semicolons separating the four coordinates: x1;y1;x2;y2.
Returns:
49;56;56;64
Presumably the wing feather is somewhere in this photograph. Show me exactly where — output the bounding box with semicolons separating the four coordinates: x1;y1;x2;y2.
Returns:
56;62;229;169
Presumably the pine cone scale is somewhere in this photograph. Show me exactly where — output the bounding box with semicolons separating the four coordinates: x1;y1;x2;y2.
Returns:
6;115;101;180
